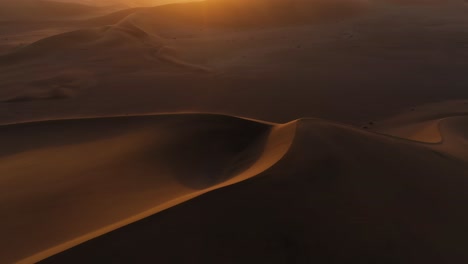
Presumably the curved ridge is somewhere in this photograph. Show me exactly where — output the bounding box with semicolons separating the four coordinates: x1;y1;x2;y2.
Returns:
0;14;208;71
373;101;468;161
382;115;468;145
377;119;444;144
374;115;468;162
0;114;297;264
40;115;468;264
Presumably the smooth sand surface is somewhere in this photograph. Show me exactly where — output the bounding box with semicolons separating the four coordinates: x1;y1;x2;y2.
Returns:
0;0;468;263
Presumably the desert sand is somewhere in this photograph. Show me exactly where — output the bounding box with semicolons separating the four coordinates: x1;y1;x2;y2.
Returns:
0;0;467;263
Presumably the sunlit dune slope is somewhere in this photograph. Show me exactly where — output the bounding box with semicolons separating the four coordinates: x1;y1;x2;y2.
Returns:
42;117;468;264
374;100;468;161
0;114;296;264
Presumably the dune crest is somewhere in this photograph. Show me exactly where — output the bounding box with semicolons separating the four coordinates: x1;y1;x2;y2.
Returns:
377;116;468;162
41;116;468;264
0;14;208;72
374;100;468;161
0;114;296;264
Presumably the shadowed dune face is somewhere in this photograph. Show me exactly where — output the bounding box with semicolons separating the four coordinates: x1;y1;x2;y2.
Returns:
136;116;272;189
0;114;275;189
0;114;297;264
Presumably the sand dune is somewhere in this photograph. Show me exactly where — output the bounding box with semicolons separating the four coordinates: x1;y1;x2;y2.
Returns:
1;1;468;263
0;0;189;54
1;0;372;64
0;13;208;102
1;110;466;263
39;114;468;264
0;13;209;71
374;100;468;161
0;0;106;56
0;114;295;264
2;21;163;62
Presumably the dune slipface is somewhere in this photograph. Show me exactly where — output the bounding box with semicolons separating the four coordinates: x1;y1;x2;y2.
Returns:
0;114;296;264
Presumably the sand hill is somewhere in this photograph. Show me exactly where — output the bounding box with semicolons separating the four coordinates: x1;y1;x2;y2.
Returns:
0;108;464;263
0;0;467;263
44;118;468;264
373;101;468;161
0;114;295;263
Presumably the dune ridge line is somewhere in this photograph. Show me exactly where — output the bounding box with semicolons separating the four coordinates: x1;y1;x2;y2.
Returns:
0;114;297;264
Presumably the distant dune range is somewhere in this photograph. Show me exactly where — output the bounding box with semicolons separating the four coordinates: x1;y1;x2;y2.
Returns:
0;0;468;263
1;0;468;124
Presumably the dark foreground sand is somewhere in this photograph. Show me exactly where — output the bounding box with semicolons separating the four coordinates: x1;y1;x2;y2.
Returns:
0;0;467;263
